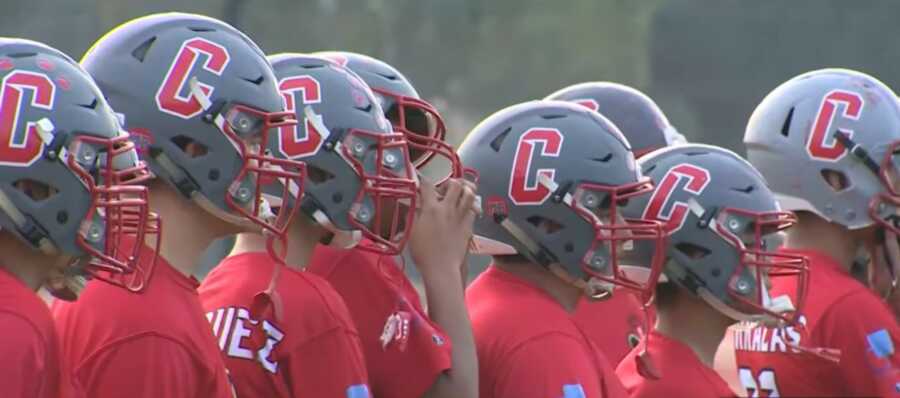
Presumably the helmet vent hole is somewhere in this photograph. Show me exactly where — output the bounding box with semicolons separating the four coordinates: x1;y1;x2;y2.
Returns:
780;107;794;137
820;169;850;191
674;242;710;259
241;75;265;85
541;113;566;120
56;211;68;224
77;98;99;110
7;52;36;59
307;164;336;184
526;215;564;235
489;127;511;153
13;179;59;202
171;135;208;158
130;37;156;62
731;185;755;194
374;72;398;81
591;153;613;163
188;26;216;32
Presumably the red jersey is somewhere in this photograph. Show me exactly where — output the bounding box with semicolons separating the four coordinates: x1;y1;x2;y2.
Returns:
307;244;451;398
574;292;652;364
734;249;900;397
199;252;370;398
466;265;627;398
52;245;234;398
0;267;60;398
616;331;735;398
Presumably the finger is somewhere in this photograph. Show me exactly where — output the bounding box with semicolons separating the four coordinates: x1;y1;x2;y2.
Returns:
458;185;476;213
443;178;464;207
418;177;439;209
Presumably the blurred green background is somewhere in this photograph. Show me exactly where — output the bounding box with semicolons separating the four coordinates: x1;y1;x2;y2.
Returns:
7;0;899;282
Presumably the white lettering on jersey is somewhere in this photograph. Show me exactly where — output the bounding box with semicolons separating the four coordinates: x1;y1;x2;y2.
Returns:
734;316;807;353
207;306;286;374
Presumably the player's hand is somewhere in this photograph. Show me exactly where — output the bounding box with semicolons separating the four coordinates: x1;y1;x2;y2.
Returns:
408;177;478;277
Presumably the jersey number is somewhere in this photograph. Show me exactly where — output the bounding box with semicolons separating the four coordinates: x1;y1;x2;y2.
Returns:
739;367;780;398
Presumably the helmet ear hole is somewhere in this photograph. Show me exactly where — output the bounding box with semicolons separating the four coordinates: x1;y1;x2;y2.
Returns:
306;164;335;184
526;215;564;235
820;169;850;192
13;179;59;202
674;242;710;260
171;135;208;158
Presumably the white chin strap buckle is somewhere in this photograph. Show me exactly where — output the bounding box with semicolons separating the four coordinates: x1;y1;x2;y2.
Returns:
586;277;616;298
766;294;796;314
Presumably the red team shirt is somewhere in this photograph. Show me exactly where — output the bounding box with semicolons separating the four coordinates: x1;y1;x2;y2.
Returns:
574;292;651;364
734;249;900;397
466;266;627;398
0;268;60;398
616;330;736;398
198;252;370;398
307;243;452;398
52;244;234;398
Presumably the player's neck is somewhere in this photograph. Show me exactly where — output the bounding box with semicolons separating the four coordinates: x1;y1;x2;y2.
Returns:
0;234;58;291
493;260;582;312
783;212;866;273
655;289;733;367
149;183;242;278
230;215;327;270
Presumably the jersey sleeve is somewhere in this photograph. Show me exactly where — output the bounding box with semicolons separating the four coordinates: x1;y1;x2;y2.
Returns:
493;334;610;398
0;313;53;398
283;327;371;398
70;334;230;398
818;290;900;397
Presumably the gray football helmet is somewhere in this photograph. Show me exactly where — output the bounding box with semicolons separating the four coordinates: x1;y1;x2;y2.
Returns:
267;53;417;255
622;144;808;324
0;38;156;289
745;68;900;234
461;100;666;301
546;82;686;158
82;13;304;238
313;51;457;176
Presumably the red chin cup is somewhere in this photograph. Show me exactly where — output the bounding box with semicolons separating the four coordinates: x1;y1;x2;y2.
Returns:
217;103;306;242
341;128;418;255
714;208;809;327
66;133;160;291
567;178;668;305
374;87;447;168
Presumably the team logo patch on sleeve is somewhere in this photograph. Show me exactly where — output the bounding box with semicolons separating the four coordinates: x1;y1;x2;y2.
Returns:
562;384;586;398
346;384;370;398
868;329;895;359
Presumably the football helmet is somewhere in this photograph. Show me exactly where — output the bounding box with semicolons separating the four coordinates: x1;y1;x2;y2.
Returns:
267;53;417;255
0;38;156;288
460;100;666;301
745;68;900;234
621;144;808;324
745;68;900;302
82;13;304;238
314;51;458;178
546;82;685;158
